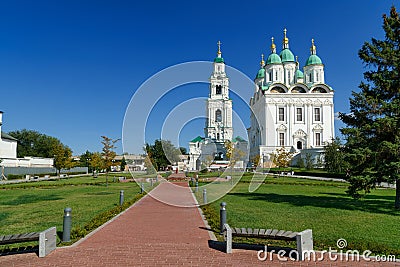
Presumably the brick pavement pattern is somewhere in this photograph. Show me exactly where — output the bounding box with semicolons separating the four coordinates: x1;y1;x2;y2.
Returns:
1;181;399;267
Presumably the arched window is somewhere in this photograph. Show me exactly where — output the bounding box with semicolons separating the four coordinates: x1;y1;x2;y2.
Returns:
216;133;220;140
297;141;303;149
215;109;222;122
309;73;312;83
216;85;222;95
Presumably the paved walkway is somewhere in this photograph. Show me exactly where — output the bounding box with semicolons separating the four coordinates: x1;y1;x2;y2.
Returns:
1;182;398;266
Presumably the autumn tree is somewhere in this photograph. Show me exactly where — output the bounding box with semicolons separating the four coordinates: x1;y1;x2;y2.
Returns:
52;142;75;175
101;136;119;186
224;140;246;168
251;155;261;168
339;6;400;208
90;152;104;174
272;147;294;169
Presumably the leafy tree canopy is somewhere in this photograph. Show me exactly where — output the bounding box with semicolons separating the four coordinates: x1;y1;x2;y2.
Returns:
144;139;181;171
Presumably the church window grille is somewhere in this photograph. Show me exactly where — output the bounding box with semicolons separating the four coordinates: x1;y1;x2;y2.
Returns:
315;133;321;146
296;107;303;121
279;133;285;146
216;85;222;95
215;109;222;122
314;108;321;121
278;108;285;121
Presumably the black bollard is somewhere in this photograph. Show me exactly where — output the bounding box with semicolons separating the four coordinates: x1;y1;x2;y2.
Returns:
63;207;72;242
220;202;226;234
203;189;207;204
119;190;124;206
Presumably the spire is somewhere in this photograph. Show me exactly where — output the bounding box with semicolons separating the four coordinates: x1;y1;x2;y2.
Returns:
310;39;317;55
270;37;276;53
260;54;265;67
217;40;222;57
283;28;289;49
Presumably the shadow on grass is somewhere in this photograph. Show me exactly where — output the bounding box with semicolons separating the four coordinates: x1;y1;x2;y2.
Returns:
85;192;114;196
228;192;399;215
3;194;63;206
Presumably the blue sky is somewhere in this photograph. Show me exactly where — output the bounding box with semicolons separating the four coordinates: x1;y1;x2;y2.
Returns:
0;0;396;155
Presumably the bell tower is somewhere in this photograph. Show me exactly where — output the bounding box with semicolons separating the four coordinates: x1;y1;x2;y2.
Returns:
204;41;233;142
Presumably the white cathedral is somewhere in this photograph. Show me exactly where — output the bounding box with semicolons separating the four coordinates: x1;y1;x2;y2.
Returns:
248;29;335;166
189;30;335;170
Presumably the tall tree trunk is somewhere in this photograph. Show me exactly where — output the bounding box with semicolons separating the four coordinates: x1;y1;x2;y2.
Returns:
395;179;400;210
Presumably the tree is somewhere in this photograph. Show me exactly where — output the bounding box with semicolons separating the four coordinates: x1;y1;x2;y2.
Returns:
52;142;75;175
91;152;104;174
120;156;127;171
324;137;347;173
144;139;180;171
101;136;119;186
272;147;294;169
251;155;261;168
305;153;313;170
339;6;400;208
224;140;246;169
179;147;188;155
144;155;156;174
8;129;62;158
79;150;93;173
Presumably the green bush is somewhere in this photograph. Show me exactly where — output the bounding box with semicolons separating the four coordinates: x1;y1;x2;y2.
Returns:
6;174;25;180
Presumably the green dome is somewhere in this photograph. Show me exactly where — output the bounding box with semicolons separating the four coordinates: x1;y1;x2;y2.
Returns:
280;49;295;62
305;54;322;66
256;68;265;79
266;53;282;64
214;57;224;63
296;69;304;78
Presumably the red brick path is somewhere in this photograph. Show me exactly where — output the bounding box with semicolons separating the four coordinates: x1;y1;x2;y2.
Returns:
1;182;398;266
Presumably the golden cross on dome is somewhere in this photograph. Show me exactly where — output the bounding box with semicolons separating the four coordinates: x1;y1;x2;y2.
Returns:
217;40;222;54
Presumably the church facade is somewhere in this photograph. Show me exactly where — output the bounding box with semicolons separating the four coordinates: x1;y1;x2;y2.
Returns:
189;43;246;171
248;29;335;166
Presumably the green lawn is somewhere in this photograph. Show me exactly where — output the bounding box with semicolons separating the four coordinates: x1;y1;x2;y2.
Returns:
0;176;149;237
199;178;400;256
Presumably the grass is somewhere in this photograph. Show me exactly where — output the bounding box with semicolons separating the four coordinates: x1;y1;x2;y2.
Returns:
197;177;400;256
0;175;153;244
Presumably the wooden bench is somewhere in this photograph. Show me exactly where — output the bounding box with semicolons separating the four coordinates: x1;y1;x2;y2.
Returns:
223;224;313;261
0;227;57;257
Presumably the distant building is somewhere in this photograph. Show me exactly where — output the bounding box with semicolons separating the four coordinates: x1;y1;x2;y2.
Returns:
115;154;146;171
0;111;54;168
0;111;17;159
